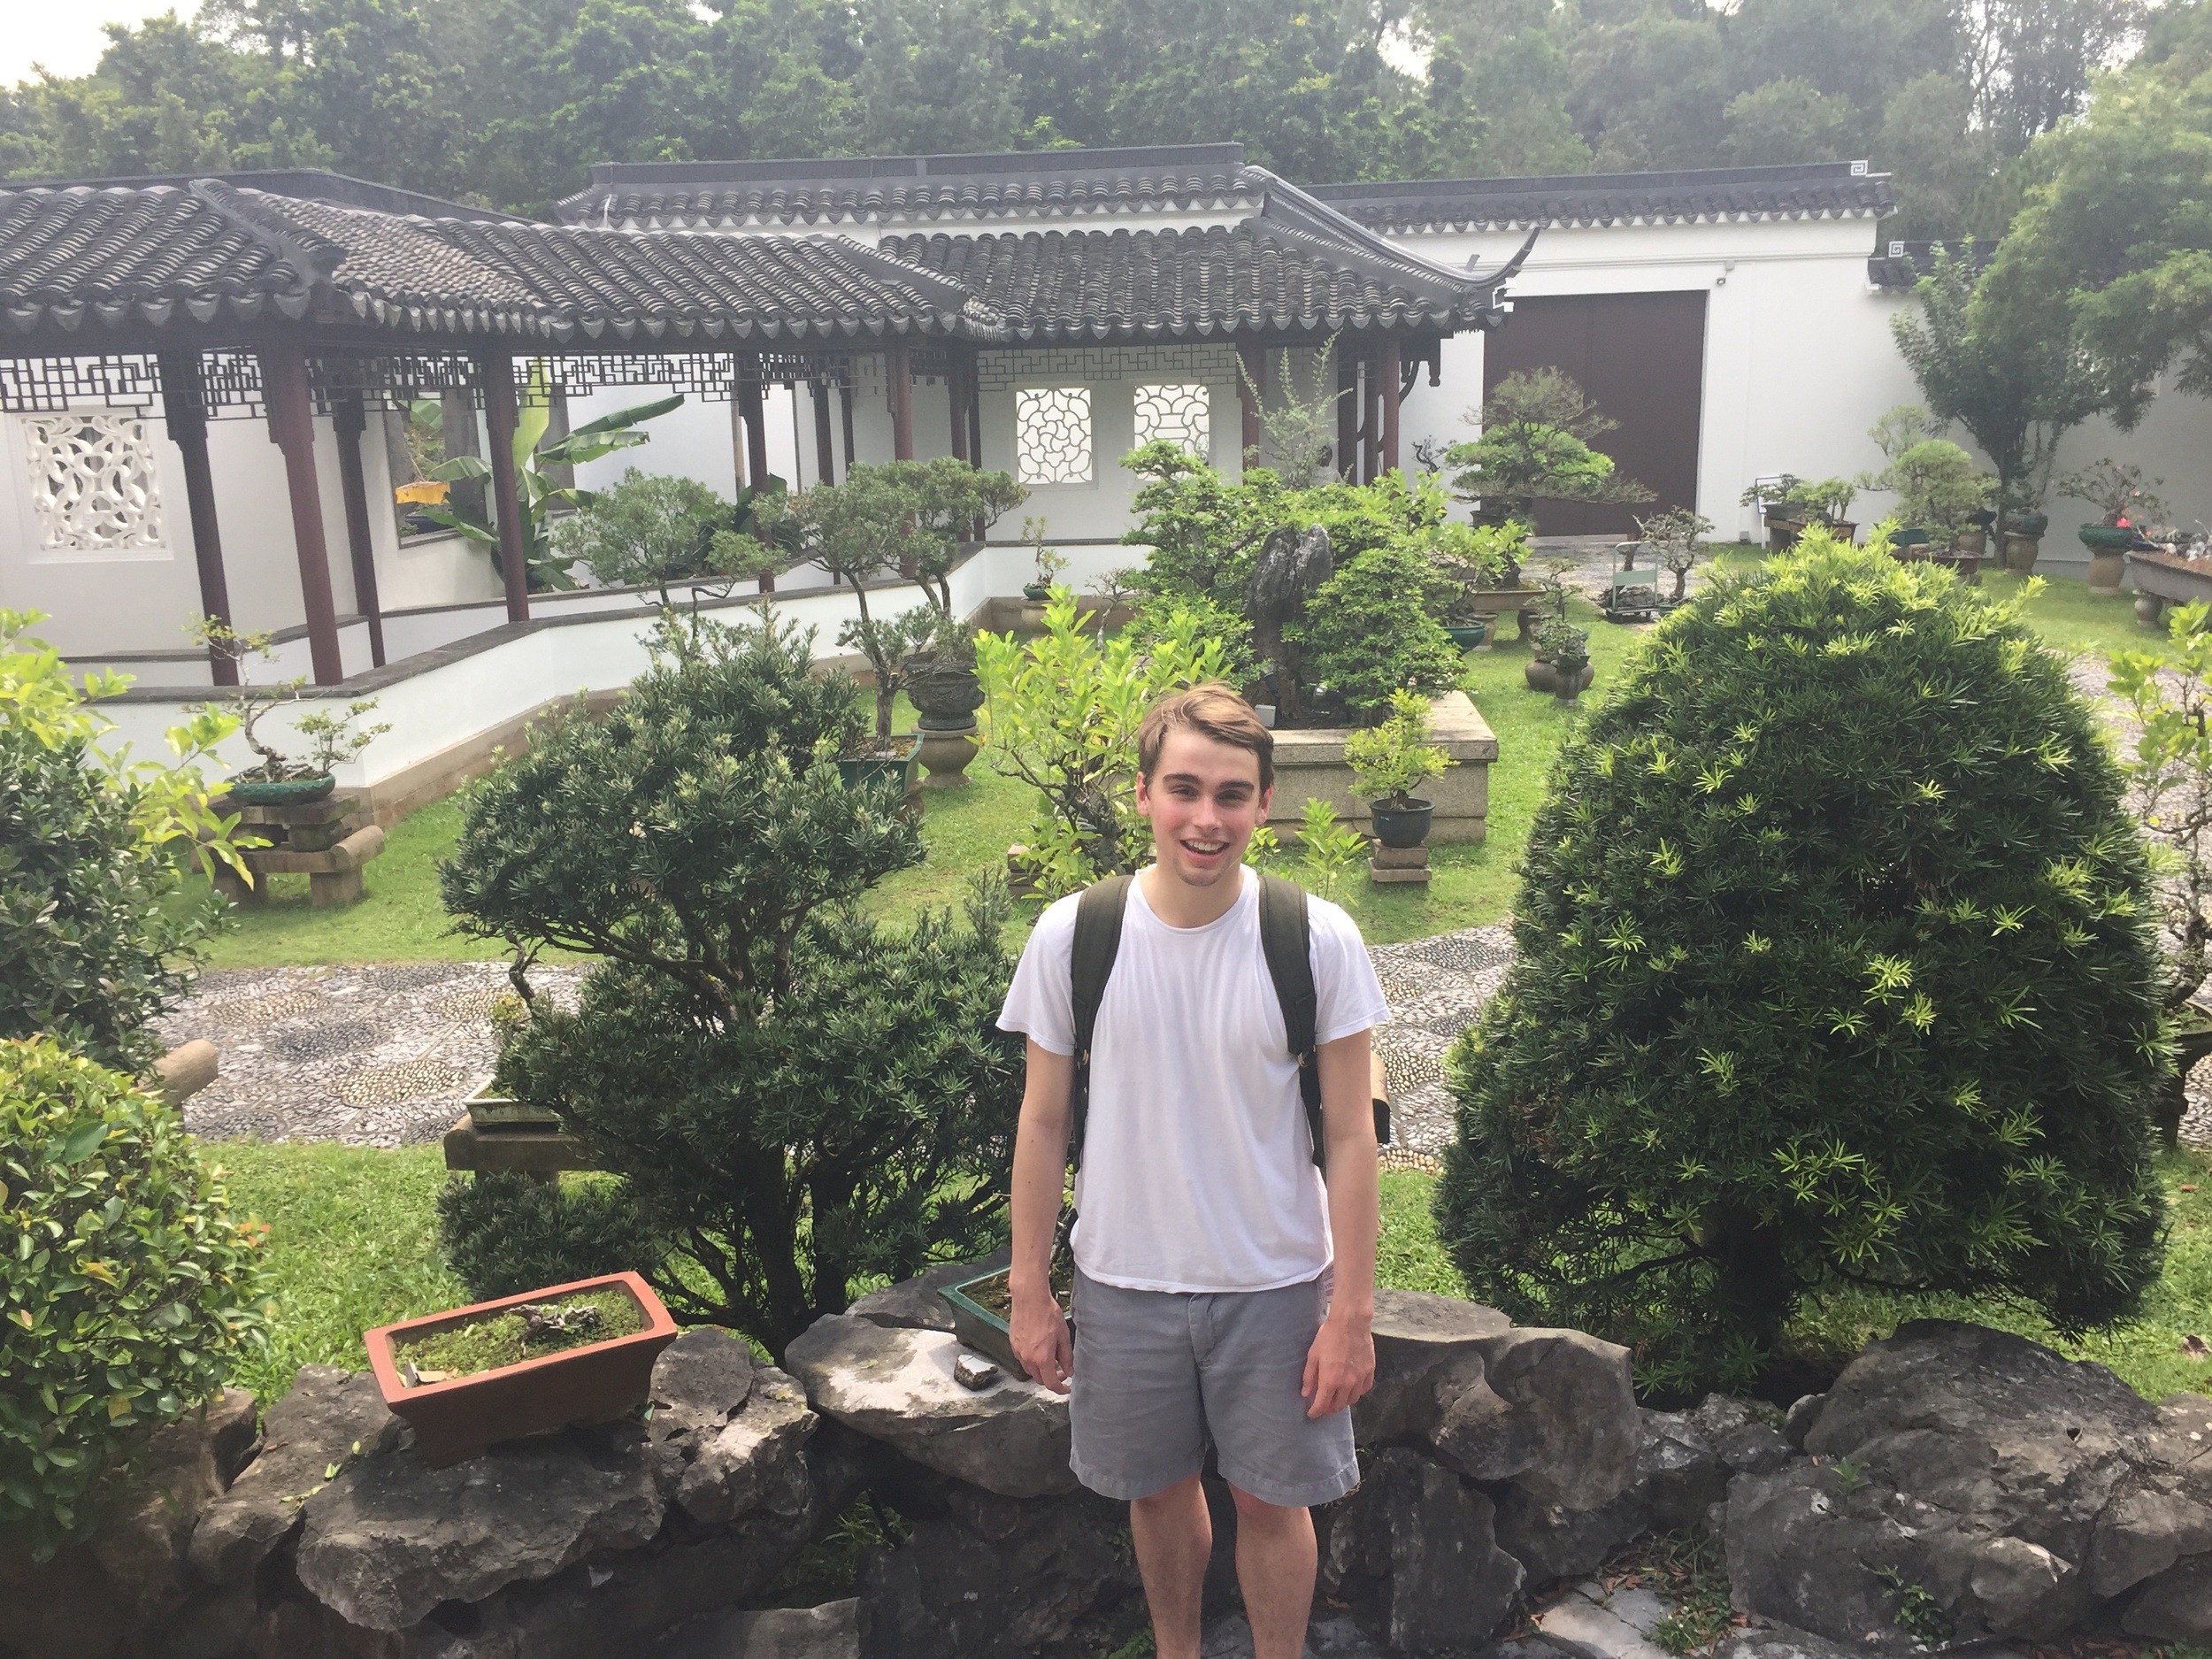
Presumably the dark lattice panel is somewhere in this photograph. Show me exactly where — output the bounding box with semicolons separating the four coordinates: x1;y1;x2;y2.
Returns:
0;357;162;414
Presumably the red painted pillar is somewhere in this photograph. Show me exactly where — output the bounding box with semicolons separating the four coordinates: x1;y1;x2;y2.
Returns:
260;344;344;685
478;353;531;623
887;342;914;462
158;350;238;687
813;377;837;486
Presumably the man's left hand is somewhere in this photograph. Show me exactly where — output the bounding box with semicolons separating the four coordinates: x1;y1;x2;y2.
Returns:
1301;1308;1375;1420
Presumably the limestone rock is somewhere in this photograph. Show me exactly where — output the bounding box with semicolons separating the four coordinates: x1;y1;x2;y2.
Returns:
784;1315;1075;1499
1781;1394;1825;1451
1428;1327;1638;1512
845;1248;1010;1335
2125;1554;2212;1640
191;1365;395;1587
1198;1609;1387;1656
673;1366;818;1528
1494;1483;1647;1589
656;1597;860;1659
650;1326;756;1434
293;1420;668;1632
1321;1447;1523;1652
1710;1625;1865;1659
1355;1288;1511;1444
856;1486;1139;1659
1724;1463;1935;1652
1532;1578;1675;1659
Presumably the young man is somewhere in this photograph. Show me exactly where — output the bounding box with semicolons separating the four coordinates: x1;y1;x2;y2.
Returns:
997;682;1388;1659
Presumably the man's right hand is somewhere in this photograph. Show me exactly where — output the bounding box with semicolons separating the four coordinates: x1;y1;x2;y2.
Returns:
1010;1285;1072;1394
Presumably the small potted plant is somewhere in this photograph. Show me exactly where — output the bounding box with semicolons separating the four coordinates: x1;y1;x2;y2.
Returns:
1535;614;1594;703
1870;440;1994;578
2001;480;2051;572
364;1271;680;1467
1425;522;1515;649
1742;476;1806;551
1022;518;1067;602
904;611;987;787
2059;459;2167;594
1345;688;1453;850
1638;506;1715;608
2110;604;2212;1148
188;618;390;804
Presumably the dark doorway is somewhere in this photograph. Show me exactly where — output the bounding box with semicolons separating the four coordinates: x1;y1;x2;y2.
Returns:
1481;290;1708;537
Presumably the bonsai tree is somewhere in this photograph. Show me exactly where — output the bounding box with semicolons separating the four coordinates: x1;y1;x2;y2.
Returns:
757;458;1025;738
550;468;789;618
1344;688;1452;809
0;1038;269;1559
3;611;250;1072
975;594;1231;895
441;609;1023;1355
421;367;685;592
1435;541;2166;1393
1287;539;1463;724
1871;438;1994;544
2055;458;2168;530
1443;369;1653;528
2111;603;2212;1145
188;620;389;783
1636;507;1715;603
1426;522;1524;621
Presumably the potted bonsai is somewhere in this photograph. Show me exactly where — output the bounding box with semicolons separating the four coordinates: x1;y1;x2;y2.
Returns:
1523;561;1595;695
904;611;987;787
1637;506;1715;608
1425;521;1515;650
1535;614;1594;704
2110;603;2212;1148
1022;519;1067;603
188;618;390;804
2059;459;2167;594
1741;476;1806;551
2001;480;2051;572
1869;439;1993;578
1345;688;1453;851
364;1271;679;1466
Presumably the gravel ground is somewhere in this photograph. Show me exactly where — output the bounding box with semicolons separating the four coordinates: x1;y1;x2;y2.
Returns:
162;960;580;1148
1370;926;1516;1157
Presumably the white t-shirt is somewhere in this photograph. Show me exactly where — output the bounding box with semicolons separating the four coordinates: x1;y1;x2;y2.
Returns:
997;865;1390;1294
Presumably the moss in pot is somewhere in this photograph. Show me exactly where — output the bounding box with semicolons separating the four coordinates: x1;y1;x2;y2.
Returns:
1345;689;1454;850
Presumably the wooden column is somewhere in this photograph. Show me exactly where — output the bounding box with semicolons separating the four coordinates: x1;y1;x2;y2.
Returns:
1237;342;1263;468
966;357;984;469
157;350;238;687
478;353;531;624
840;378;858;476
1380;335;1402;479
1335;346;1358;482
259;344;344;686
739;368;770;489
332;391;387;668
887;342;914;461
949;354;970;464
812;378;837;486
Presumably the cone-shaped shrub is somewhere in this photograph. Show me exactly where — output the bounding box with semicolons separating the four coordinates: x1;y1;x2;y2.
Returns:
1435;541;2166;1392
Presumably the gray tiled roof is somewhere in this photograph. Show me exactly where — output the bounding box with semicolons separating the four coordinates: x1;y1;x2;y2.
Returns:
0;179;1003;343
559;144;1262;229
1865;238;1996;289
1307;162;1893;232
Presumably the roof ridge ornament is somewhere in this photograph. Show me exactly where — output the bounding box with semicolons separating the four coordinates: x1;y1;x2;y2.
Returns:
188;179;344;289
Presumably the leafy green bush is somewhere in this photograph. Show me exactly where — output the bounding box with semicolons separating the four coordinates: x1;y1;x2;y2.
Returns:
437;1173;666;1302
0;1037;267;1557
1435;541;2166;1391
2;611;246;1073
1345;689;1451;807
443;609;1021;1356
1289;540;1463;721
549;467;787;609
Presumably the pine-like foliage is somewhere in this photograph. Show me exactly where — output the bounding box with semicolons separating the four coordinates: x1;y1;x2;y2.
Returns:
1435;541;2166;1392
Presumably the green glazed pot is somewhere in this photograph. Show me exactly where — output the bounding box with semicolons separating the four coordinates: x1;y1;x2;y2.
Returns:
226;772;336;806
1444;622;1490;651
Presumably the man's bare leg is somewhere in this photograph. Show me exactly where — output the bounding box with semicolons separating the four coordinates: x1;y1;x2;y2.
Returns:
1131;1473;1212;1659
1232;1485;1317;1659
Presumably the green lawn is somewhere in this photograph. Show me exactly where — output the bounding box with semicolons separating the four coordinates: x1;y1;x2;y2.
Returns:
211;1140;2212;1407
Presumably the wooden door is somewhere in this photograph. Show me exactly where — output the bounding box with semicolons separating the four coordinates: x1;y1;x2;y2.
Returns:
1480;291;1708;537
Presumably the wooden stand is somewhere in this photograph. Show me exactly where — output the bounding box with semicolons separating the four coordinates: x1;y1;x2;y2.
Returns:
1369;842;1432;886
211;793;386;908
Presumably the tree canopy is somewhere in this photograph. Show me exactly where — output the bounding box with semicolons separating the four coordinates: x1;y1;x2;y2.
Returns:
0;0;2147;230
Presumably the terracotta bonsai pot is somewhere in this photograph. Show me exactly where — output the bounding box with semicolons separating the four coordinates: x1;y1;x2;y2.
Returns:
365;1271;678;1468
1369;799;1434;849
2003;533;2040;573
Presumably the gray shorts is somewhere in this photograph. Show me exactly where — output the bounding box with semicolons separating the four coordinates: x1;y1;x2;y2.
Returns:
1067;1265;1359;1509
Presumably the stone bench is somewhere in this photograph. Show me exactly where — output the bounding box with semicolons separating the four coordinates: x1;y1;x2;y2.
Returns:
211;792;387;908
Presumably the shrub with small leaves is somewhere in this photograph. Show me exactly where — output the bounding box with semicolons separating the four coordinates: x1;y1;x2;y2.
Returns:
1435;541;2165;1393
0;1037;267;1558
438;1173;667;1303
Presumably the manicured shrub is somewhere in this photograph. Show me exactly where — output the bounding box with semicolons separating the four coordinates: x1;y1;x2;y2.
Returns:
442;610;1021;1356
0;1037;267;1557
1290;540;1463;721
437;1174;667;1302
1435;541;2166;1392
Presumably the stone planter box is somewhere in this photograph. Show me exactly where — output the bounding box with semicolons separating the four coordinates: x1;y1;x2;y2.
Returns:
1268;691;1497;844
364;1271;677;1467
2127;549;2212;627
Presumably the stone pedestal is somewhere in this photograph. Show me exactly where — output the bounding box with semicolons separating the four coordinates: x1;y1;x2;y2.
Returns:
211;793;385;907
1270;693;1496;845
1369;843;1431;886
917;723;980;787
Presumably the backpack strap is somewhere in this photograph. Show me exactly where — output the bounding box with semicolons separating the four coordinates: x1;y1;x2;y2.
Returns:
1067;874;1133;1171
1256;872;1327;1170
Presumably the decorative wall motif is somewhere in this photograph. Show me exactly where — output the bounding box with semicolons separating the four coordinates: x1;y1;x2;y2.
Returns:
1016;387;1093;484
22;412;165;553
1133;382;1211;458
977;344;1236;391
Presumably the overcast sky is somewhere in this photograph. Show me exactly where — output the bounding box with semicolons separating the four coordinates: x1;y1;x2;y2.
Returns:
4;2;200;88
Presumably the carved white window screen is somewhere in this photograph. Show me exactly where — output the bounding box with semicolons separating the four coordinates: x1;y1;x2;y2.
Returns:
22;412;165;554
1133;382;1210;459
1015;387;1093;485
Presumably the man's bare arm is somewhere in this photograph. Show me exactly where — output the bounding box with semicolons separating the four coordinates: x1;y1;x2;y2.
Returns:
1302;1027;1379;1419
1009;1039;1075;1393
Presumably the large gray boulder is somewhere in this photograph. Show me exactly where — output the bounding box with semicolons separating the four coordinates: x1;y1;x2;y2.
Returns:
784;1315;1075;1499
1427;1327;1639;1511
856;1484;1140;1659
1356;1289;1512;1445
191;1366;396;1587
657;1598;860;1659
845;1248;1010;1336
293;1420;669;1632
1321;1447;1525;1654
649;1330;818;1528
1731;1320;2212;1647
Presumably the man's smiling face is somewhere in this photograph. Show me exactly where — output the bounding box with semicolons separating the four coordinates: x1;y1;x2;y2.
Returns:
1136;727;1273;890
